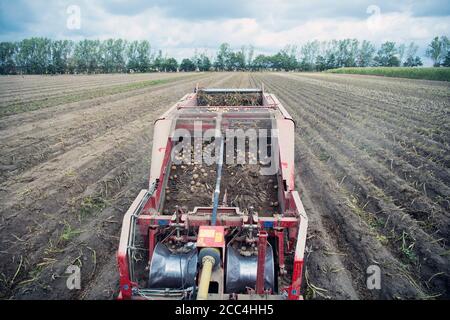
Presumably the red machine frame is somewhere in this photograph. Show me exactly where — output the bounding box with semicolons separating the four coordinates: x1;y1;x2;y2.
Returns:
117;89;308;300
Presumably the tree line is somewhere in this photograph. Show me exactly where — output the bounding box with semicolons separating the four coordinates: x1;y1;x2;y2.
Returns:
0;39;186;74
0;36;449;75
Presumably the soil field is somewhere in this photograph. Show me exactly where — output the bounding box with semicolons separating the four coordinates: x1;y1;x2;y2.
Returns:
0;72;448;299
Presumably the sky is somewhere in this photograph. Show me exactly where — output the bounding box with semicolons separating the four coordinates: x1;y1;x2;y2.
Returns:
0;0;449;63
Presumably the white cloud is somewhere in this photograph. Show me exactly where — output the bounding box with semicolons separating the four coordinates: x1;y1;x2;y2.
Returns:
70;7;448;61
1;0;449;63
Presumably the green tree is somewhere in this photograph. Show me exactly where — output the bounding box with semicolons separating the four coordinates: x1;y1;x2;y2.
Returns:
299;41;319;71
163;57;178;72
357;40;375;67
251;54;271;70
403;56;423;67
315;55;327;71
426;36;449;67
50;40;73;74
197;53;211;71
281;45;298;70
214;43;231;71
403;42;422;67
180;58;196;71
74;39;101;73
236;46;247;70
322;40;338;69
153;50;164;71
336;39;359;67
126;40;140;72
397;43;406;65
443;50;450;67
0;42;17;74
101;39;127;73
137;40;151;72
16;38;52;74
227;48;246;70
270;46;297;71
374;42;400;67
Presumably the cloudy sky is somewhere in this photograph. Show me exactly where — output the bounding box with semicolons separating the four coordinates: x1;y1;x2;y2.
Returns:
1;0;449;62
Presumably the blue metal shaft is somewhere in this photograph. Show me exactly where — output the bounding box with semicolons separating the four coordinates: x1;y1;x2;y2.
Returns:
211;137;224;226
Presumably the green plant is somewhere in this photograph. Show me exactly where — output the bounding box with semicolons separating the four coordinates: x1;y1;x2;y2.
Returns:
60;223;82;242
399;232;418;263
79;196;106;218
326;67;450;82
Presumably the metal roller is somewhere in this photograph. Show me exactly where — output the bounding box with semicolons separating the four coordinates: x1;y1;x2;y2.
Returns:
148;243;198;289
225;243;275;293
